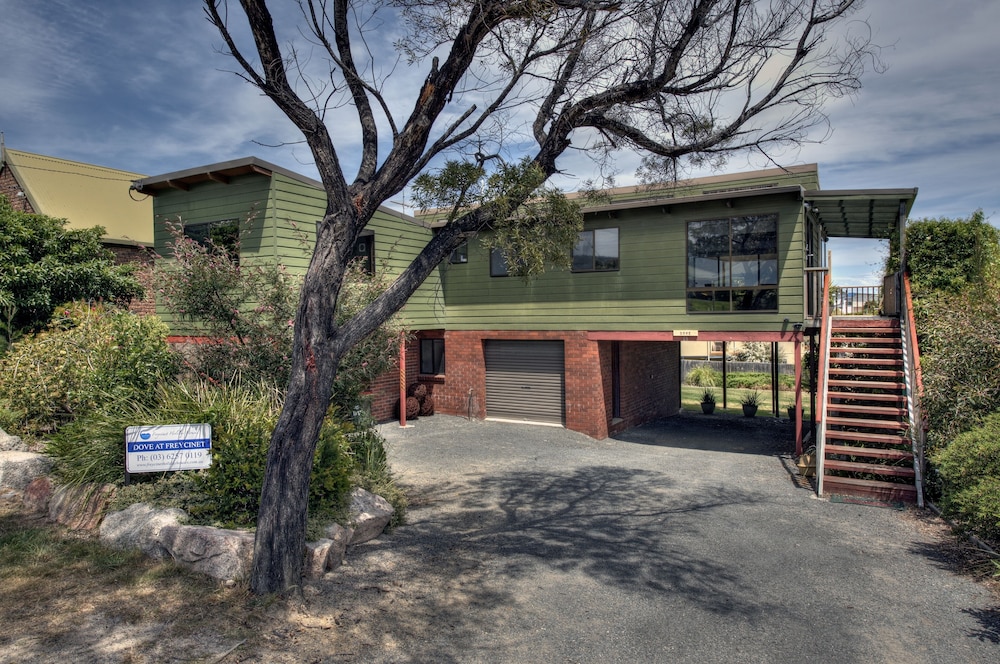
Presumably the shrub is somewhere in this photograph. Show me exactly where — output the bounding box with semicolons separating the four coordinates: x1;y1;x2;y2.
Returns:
932;412;1000;543
730;342;785;363
725;372;794;390
685;365;720;387
0;303;177;435
50;380;394;530
0;195;144;349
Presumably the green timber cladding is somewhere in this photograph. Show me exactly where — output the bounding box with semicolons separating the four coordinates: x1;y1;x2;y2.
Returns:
434;164;818;332
135;157;444;334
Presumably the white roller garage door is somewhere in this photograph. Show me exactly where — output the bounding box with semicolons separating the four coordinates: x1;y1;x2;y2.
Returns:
484;340;565;425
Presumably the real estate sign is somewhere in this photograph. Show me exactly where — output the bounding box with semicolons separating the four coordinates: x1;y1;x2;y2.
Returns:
124;424;212;474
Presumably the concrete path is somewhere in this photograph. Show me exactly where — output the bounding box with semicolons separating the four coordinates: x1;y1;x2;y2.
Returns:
349;413;1000;663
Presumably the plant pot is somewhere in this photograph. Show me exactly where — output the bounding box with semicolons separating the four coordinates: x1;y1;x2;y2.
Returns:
742;404;758;417
787;407;795;420
701;402;715;414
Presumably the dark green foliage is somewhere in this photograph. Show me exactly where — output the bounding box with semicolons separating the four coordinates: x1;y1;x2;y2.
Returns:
888;210;1000;294
932;412;1000;542
412;158;584;278
726;372;795;390
0;195;143;348
50;380;396;530
0;303;177;435
916;289;1000;456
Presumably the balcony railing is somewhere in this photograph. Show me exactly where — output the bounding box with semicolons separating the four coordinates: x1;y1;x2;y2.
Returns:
830;285;883;316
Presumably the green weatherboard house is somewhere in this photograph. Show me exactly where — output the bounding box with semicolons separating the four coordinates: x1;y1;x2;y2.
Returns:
136;159;921;503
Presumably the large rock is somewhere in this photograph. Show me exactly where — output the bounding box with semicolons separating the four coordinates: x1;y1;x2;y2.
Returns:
159;524;254;582
347;488;394;545
22;475;54;513
48;482;116;530
0;428;27;452
0;451;53;492
323;522;353;569
100;503;188;560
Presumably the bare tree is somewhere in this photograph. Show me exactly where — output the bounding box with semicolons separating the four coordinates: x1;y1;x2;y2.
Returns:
204;0;875;594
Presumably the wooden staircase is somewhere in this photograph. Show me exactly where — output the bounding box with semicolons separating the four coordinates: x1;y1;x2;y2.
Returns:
821;318;918;503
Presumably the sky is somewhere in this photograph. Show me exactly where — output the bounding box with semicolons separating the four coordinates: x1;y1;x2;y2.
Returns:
2;0;998;286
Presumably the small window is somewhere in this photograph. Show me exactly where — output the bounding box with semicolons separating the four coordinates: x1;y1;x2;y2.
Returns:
183;219;239;263
352;233;375;274
449;241;468;264
420;338;445;375
490;248;510;277
572;228;619;272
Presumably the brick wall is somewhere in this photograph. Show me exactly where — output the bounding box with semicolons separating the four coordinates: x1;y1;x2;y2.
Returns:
108;244;156;316
0;167;34;212
607;341;680;436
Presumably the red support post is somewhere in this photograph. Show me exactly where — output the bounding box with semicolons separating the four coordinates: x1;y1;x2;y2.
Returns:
398;332;407;427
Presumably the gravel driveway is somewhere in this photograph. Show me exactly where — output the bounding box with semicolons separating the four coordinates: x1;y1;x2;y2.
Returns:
318;413;999;663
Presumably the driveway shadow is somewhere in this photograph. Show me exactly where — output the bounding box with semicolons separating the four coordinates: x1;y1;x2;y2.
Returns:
613;410;797;456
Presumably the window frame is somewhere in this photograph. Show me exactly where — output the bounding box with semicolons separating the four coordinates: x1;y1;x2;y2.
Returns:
182;218;240;263
351;231;375;274
489;247;510;277
449;241;468;264
419;338;445;375
685;213;779;313
572;227;620;272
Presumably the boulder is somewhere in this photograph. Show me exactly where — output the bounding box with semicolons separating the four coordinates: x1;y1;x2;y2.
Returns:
159;524;254;582
48;483;116;530
0;451;52;492
347;488;394;545
22;475;54;513
303;539;336;580
0;428;27;452
100;503;188;560
322;522;353;569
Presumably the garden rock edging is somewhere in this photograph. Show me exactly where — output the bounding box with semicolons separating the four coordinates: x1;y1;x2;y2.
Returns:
1;438;394;584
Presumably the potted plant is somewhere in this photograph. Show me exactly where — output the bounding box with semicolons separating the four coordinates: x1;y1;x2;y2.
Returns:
700;388;717;414
741;390;761;417
786;400;796;420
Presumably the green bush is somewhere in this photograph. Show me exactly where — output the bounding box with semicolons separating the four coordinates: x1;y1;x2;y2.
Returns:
685;365;720;386
932;412;1000;543
50;380;394;530
725;372;794;390
0;303;177;434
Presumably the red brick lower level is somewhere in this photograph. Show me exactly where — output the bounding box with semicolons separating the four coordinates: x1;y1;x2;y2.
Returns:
367;330;681;440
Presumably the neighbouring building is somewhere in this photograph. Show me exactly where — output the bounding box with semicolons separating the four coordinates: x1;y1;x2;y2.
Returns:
0;142;155;314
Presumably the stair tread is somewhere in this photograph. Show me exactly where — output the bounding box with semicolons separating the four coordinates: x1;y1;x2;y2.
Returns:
827;416;909;430
823;459;916;477
831;337;901;345
827;402;907;415
829;356;902;365
825;444;914;460
827;379;905;390
826;431;910;445
829;347;902;356
822;476;918;501
827;391;906;403
828;368;904;378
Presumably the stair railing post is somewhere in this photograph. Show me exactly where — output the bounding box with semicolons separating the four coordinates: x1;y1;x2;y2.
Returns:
901;273;926;507
816;253;833;497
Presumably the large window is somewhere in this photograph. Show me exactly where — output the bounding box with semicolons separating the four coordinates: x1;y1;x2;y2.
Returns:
572;228;619;272
687;214;778;312
420;338;445;375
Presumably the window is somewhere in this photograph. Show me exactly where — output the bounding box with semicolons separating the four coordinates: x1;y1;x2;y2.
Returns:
449;241;468;264
183;219;239;263
572;228;619;272
686;214;778;312
490;248;510;277
351;232;375;274
420;338;445;375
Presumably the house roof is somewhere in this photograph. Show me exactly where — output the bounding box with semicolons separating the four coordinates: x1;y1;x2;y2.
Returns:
133;156;433;229
803;188;918;239
1;148;153;246
131;156;325;194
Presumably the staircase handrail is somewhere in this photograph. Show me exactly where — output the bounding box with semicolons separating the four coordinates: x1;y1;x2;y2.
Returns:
816;256;833;496
900;272;926;507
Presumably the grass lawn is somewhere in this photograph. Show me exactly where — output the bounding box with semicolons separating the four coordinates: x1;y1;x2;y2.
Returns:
681;384;813;420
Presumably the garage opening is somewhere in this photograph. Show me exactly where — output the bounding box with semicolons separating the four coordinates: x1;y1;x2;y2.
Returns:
484;340;565;426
